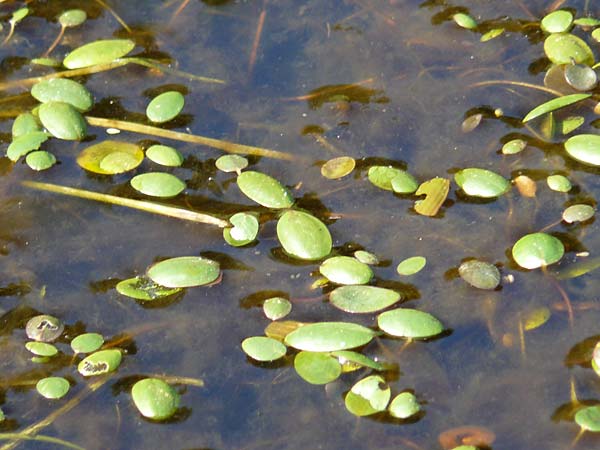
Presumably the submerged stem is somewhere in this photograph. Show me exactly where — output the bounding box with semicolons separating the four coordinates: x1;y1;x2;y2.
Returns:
43;26;65;57
22;181;230;228
468;80;564;97
0;434;84;450
1;23;16;46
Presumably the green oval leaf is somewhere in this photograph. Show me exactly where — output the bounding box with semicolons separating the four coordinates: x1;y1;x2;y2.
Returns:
452;13;477;30
455;168;510;198
241;336;287;362
38;101;86;140
565;134;600;166
329;285;401;313
368;166;418;193
541;10;573;33
130;172;186;198
377;308;444;339
388;392;421;419
284;322;375;352
522;93;591;123
345;375;391;416
215;154;248;173
263;297;292;320
26;151;56;171
63;39;135;69
71;333;104;354
146;256;220;288
512;232;564;269
276;210;332;260
25;341;58;357
544;33;594;66
12;113;41;139
146;91;185;124
354;250;379;265
319;256;373;285
575;405;600;431
294;351;342;385
132;378;180;420
458;260;500;290
78;349;122;376
116;276;182;300
237;171;294;209
6;132;48;162
31;78;93;112
546;174;572;192
225;212;259;243
36;377;70;399
502;139;527;155
480;28;504;42
145;144;184;167
321;156;355;179
77;140;144;174
59;9;87;28
397;256;426;276
562;204;595;223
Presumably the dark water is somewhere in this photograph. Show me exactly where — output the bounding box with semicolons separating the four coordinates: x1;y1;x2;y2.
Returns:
1;0;600;449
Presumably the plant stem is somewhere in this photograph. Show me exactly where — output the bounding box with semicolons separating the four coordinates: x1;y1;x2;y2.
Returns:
85;116;297;161
43;26;65;57
22;181;230;228
0;433;84;450
468;79;564;97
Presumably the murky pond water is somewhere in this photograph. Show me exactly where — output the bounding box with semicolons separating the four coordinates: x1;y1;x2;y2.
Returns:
2;0;600;449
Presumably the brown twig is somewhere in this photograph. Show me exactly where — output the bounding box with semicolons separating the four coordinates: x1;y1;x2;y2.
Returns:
248;2;267;77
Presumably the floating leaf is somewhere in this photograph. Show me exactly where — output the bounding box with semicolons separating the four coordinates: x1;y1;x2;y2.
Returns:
319;256;373;285
25;341;58;357
78;349;122;376
354;250;379;265
388;392;420;419
276;210;332;260
36;377;70;400
575;405;600;431
562;204;595;223
31;78;93;112
377;308;444;339
145;144;184;167
215;154;248;174
237;171;294;209
512;232;564;269
453;13;477;30
132;378;180;420
59;9;87;28
71;333;104;354
414;177;449;216
321;156;355;179
461;114;482;133
12;113;41;139
31;57;62;67
77;140;144;174
524;307;551;331
544;33;594;66
522;93;591;123
480;28;504;42
130;172;186;198
593;28;600;43
294;351;342;385
284;322;375;352
397;256;427;276
458;260;500;290
263;297;292;320
26;151;56;171
329;285;401;313
574;18;600;27
368;166;417;193
63;39;136;69
564;64;597;91
11;7;29;24
565;134;600;165
225;212;259;243
345;375;391;416
146;91;185;124
391;171;419;194
116;276;181;300
6;132;48;162
26;315;64;342
38;101;86;140
502;139;527;155
547;174;572;192
241;336;286;361
561;116;585;134
146;256;220;288
455;168;510;198
331;350;384;371
540;10;573;33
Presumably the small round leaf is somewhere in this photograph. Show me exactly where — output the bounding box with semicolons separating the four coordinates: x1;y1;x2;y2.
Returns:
377;308;444;339
145;144;183;167
512;233;564;269
36;377;70;399
241;336;286;362
388;392;421;419
132;378;180;420
130;172;186;198
263;297;292;320
276;210;332;260
71;333;104;354
146;91;185;123
146;256;220;288
294;351;342;385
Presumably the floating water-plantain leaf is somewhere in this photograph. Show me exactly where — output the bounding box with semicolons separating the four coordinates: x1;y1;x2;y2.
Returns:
31;78;93;112
368;166;418;193
377;308;444;339
544;33;594;66
564;64;597;91
78;349;122;376
284;322;375;352
522;93;591;123
63;39;135;69
512;233;564;269
132;378;180;420
263;297;292;320
264;320;304;341
12;113;41;139
331;350;384;371
215;154;248;174
226;212;259;242
575;405;600;431
388;392;420;419
524;307;551;331
130;172;186;198
397;256;426;276
145;144;184;167
26;315;64;342
241;336;286;361
565;134;600;165
414;177;449;216
562;204;595;223
77;140;144;174
329;285;401;313
25;341;58;357
237;171;294;209
541;10;573;33
502;139;527;155
480;28;504;42
146;91;185;124
461;114;482;133
6;132;48;161
116;276;182;300
26;151;56;171
147;256;220;288
71;333;104;354
345;375;391;416
31;57;61;67
321;156;355;179
593;28;600;43
546;175;571;192
319;256;373;285
391;171;419;194
574;17;600;27
38;101;86;140
452;13;477;30
458;260;500;290
276;210;332;260
11;7;29;24
354;250;379;265
294;351;342;385
59;9;87;28
36;377;70;399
